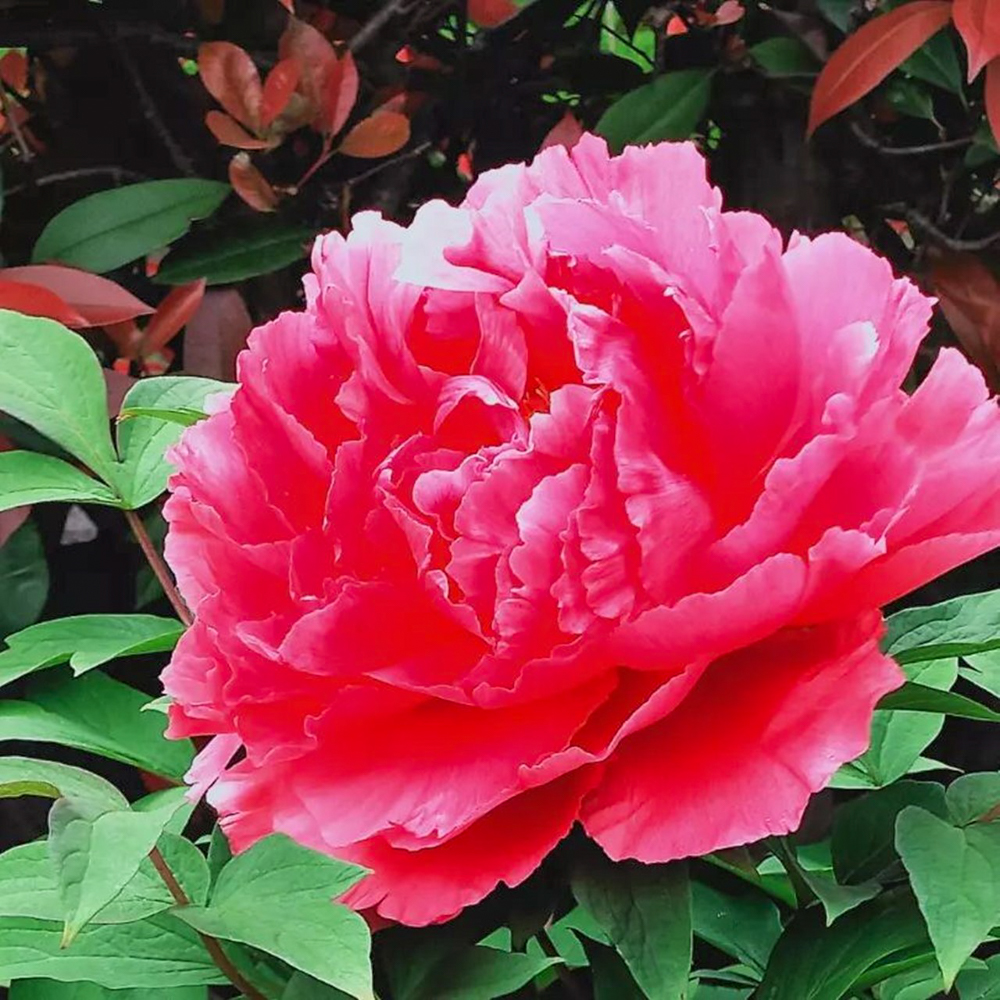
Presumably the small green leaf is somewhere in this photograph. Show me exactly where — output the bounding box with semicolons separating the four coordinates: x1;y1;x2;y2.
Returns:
118;407;209;428
115;376;233;509
155;218;313;285
572;856;692;999
596;70;712;152
176;833;372;999
0;520;49;639
797;868;880;927
410;947;560;1000
0;452;121;514
10;979;209;999
885;590;1000;663
48;791;188;944
691;880;781;975
947;774;1000;826
901;31;963;94
957;952;1000;999
0;613;184;689
0;756;126;809
878;683;1000;723
0;669;194;780
0;312;122;485
962;650;1000;699
32;180;231;274
749;37;818;77
896;806;1000;989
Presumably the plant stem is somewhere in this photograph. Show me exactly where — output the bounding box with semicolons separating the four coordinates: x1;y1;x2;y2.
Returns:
148;847;268;1000
537;927;586;1000
124;508;193;627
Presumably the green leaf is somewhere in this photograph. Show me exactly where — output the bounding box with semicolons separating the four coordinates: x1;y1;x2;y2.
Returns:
0;312;122;485
798;868;880;926
947;773;1000;826
10;979;208;999
283;973;355;1000
901;31;963;94
115;376;233;509
878;682;1000;723
885;590;1000;663
176;833;372;999
0;914;223;988
0;669;194;780
0;613;185;689
0;520;49;639
0;451;121;513
957;953;1000;999
155;218;314;285
0;756;126;809
596;70;712;152
0;832;208;924
118;407;209;428
582;939;646;1000
572;856;692;999
32;180;231;274
748;37;818;77
47;791;188;944
897;806;1000;989
756;890;930;1000
409;947;559;1000
831;780;948;885
962;650;1000;699
690;880;781;975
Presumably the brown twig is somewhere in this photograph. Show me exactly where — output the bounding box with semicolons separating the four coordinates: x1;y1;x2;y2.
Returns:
4;166;147;197
124;509;193;627
903;208;1000;252
0;87;33;163
349;0;416;51
148;847;268;1000
850;122;974;157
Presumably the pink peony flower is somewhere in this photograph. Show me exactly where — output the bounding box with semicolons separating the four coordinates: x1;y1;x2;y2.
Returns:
162;135;1000;926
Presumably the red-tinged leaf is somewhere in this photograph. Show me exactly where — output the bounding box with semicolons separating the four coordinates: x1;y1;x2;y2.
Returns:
196;0;226;23
204;110;274;150
261;58;301;128
228;153;280;212
320;50;359;136
338;111;410;158
197;41;264;132
930;251;1000;390
141;279;207;355
953;0;1000;80
714;0;745;26
986;58;1000;147
0;265;153;327
469;0;518;27
279;19;339;127
666;15;689;36
0;279;88;327
104;319;143;359
807;1;952;135
183;288;253;380
278;0;293;9
0;51;28;93
540;111;584;151
104;368;136;417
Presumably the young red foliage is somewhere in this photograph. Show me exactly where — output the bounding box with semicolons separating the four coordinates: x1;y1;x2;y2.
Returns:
0;279;87;327
808;1;952;135
319;50;359;136
953;0;1000;80
261;58;301;128
539;111;584;151
278;19;356;135
0;51;28;93
204;110;274;150
338;111;410;158
229;153;280;211
142;279;207;355
197;41;264;132
986;58;1000;146
469;0;518;28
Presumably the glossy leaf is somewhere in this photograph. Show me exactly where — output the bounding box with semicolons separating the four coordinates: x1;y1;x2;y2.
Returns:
691;880;782;974
197;42;263;131
0;519;48;638
596;70;712;152
953;0;1000;80
262;57;302;128
0;280;87;327
0;756;126;809
279;19;352;134
229;153;279;212
204;110;273;150
469;0;518;27
0;50;28;93
32;180;231;274
749;37;819;77
0;452;120;516
807;1;952;135
0;266;153;327
339;112;411;158
902;31;964;93
879;681;1000;722
0;613;184;689
897;806;1000;989
141;280;206;355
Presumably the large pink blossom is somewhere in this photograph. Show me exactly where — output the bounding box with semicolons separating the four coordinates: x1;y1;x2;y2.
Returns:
162;135;1000;926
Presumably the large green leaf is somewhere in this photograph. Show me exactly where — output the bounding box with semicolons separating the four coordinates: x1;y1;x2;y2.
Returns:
0;312;121;485
885;590;1000;663
596;70;712;152
879;682;1000;722
48;791;189;943
0;613;184;689
0;832;208;924
947;773;1000;826
957;953;1000;999
283;973;355;999
690;880;781;975
0;669;193;780
748;37;818;77
10;980;208;999
896;806;1000;989
32;180;231;274
155;218;313;285
410;947;559;1000
756;890;931;1000
0;756;126;809
902;31;963;94
0;914;223;988
962;650;1000;699
572;856;692;999
0;452;121;514
176;833;372;999
115;376;233;509
0;520;49;639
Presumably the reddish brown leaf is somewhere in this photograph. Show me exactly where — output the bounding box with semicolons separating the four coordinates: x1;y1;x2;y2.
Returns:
279;19;339;128
319;50;359;136
204;110;273;150
183;288;253;380
986;58;1000;147
930;251;1000;390
104;320;144;360
807;1;952;136
0;51;28;93
141;279;207;355
0;266;153;327
228;153;279;212
469;0;517;28
0;435;29;545
277;0;294;9
540;111;584;152
0;279;88;327
713;0;745;26
261;58;301;128
953;0;1000;80
104;368;136;419
196;0;226;23
197;41;264;132
665;15;689;36
338;111;410;158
